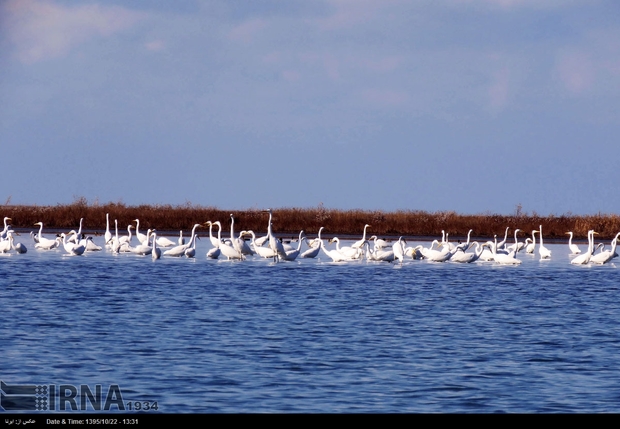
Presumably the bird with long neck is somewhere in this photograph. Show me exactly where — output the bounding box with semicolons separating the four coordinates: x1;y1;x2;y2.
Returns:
281;230;306;261
68;218;83;244
590;232;620;264
496;227;510;250
111;219;121;254
538;225;551;259
184;233;198;258
151;232;161;260
301;227;323;258
33;222;58;250
352;224;371;249
163;224;201;257
566;231;581;254
264;209;286;262
244;230;276;258
105;213;112;246
134;219;148;244
526;230;537;254
1;217;12;240
392;237;406;264
571;230;598;265
456;229;473;252
205;221;222;259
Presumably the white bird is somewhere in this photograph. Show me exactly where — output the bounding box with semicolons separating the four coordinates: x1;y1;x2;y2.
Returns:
526;230;537;254
330;237;363;260
205;221;222;259
254;234;270;247
406;245;424;260
205;221;222;249
134;219;148;245
424;241;455;262
506;229;526;254
590;232;620;265
104;213;112;246
163;239;190;257
1;217;12;240
441;230;457;251
230;214;254;256
454;229;474;252
281;238;297;253
538;225;551;259
352;224;371;249
450;242;485;263
320;239;348;262
65;229;98;251
164;224;201;257
496;227;510;250
566;231;581;254
477;240;496;261
0;236;12;253
245;230;276;259
491;235;521;265
84;236;102;251
264;209;286;262
368;235;390;250
184;234;198;258
151;232;161;260
178;230;185;246
365;241;395;262
7;231;27;254
67;218;84;244
419;240;444;260
571;230;595;265
119;224;134;246
282;230;305;261
505;229;522;256
392;236;406;264
60;233;86;256
156;234;176;248
301;227;324;259
129;229;153;255
33;222;60;250
111;220;121;254
218;233;246;260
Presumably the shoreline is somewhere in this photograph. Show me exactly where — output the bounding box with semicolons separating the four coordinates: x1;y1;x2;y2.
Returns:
5;202;618;241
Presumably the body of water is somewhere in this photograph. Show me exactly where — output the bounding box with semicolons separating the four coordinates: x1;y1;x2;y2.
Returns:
1;236;619;413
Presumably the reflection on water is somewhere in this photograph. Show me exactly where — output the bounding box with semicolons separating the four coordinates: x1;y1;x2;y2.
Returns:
1;238;619;412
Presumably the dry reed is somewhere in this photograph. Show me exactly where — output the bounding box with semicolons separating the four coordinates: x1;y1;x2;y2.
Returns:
4;199;620;240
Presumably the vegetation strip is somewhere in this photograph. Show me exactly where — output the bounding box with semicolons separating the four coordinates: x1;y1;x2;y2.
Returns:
4;200;620;239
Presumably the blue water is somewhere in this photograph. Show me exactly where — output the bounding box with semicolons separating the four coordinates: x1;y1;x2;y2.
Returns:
1;237;620;413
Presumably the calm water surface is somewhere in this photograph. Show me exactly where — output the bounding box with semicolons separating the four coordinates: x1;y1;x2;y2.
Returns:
1;237;620;413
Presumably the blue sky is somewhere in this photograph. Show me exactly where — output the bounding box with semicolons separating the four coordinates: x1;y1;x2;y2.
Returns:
1;0;619;215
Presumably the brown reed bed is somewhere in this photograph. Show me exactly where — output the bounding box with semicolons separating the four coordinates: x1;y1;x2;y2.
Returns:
3;199;620;240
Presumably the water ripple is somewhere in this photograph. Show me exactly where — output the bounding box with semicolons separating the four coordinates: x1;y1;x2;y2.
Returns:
1;242;620;412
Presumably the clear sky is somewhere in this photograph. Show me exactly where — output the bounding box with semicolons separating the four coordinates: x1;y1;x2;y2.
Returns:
1;0;619;215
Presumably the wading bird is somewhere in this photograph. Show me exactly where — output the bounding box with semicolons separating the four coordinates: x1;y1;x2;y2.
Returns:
538;225;551;259
566;231;581;254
